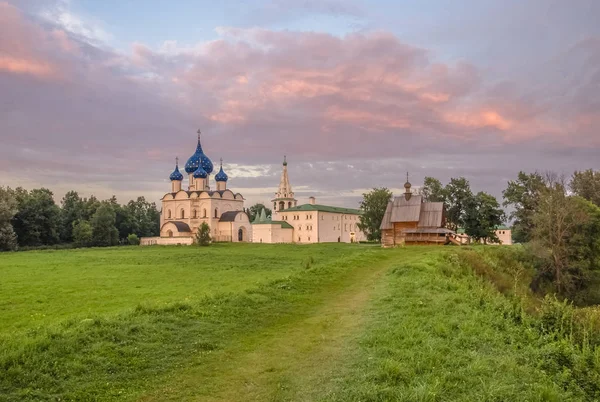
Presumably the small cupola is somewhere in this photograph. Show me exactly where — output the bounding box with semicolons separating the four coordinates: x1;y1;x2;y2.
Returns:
215;158;228;191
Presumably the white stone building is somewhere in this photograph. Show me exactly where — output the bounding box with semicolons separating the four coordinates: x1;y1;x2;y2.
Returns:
251;158;366;244
141;131;251;245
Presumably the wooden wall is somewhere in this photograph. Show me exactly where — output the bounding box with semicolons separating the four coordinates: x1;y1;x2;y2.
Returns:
382;223;448;247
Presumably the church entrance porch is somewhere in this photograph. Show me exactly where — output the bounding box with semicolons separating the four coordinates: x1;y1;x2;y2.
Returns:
237;226;248;242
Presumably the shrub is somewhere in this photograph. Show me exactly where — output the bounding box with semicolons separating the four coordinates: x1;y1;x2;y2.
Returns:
127;234;140;245
195;222;211;246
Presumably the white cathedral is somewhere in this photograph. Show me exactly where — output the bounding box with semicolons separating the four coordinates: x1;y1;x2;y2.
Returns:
141;131;365;245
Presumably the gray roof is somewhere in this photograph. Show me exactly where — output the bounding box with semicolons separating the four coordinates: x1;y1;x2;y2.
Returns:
418;202;444;228
171;221;191;232
380;201;394;230
219;210;247;222
390;195;423;223
403;228;454;234
380;194;445;230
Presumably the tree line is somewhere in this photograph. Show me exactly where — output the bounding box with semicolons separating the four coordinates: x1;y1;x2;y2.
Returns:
0;187;160;251
357;176;505;244
503;169;600;303
357;169;600;304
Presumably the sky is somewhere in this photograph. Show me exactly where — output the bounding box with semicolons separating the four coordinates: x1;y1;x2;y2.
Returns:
1;0;599;209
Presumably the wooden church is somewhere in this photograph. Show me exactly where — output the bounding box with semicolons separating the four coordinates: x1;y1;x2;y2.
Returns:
380;177;454;247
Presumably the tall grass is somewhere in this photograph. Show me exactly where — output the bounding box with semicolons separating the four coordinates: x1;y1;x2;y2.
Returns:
453;248;600;400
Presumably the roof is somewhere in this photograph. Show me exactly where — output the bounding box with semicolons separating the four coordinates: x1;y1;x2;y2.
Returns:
403;228;455;234
282;203;361;215
380;194;445;230
166;190;244;199
171;221;191;232
253;220;294;229
418;202;444;228
389;195;423;223
219;211;247;222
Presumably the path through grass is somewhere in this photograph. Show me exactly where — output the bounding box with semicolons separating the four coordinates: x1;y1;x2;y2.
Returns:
1;245;593;401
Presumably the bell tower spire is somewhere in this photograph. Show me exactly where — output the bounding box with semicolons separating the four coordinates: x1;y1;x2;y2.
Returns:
272;155;297;218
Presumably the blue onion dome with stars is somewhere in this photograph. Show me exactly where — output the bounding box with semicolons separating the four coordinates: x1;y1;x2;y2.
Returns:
185;130;213;174
193;164;208;179
215;159;228;182
169;158;184;181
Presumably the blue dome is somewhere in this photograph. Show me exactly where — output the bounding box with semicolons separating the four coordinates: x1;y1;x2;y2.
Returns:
185;136;213;174
169;160;184;181
215;164;228;182
193;165;208;178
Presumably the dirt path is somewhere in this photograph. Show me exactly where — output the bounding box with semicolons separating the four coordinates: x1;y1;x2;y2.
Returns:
139;254;394;401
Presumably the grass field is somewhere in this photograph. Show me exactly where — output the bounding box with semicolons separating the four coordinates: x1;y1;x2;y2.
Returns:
0;244;596;401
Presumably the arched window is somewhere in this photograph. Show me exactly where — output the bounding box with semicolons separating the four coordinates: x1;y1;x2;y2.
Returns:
279;201;285;210
214;208;218;218
193;209;197;218
167;210;171;219
288;201;292;208
274;202;277;210
167;230;173;238
203;209;207;218
181;210;185;219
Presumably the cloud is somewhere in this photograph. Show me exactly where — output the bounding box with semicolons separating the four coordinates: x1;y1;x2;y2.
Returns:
0;2;599;208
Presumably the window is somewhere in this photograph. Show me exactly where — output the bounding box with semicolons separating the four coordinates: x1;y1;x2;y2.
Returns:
298;237;301;242
167;210;172;219
203;209;207;218
345;224;347;231
308;237;311;242
181;210;185;219
193;209;197;218
288;202;292;208
167;230;173;237
214;208;218;218
321;215;324;220
298;225;302;231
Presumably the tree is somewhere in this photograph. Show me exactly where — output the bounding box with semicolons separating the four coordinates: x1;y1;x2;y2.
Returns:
357;187;393;241
12;188;61;246
463;192;505;244
60;191;84;242
0;187;18;251
571;169;600;207
127;233;140;245
248;203;272;222
91;203;119;246
72;220;93;247
195;222;211;246
503;171;546;243
422;177;445;202
531;174;586;295
444;177;472;230
124;197;160;238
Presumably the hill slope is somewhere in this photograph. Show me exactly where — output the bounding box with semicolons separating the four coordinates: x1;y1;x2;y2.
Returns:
0;245;595;401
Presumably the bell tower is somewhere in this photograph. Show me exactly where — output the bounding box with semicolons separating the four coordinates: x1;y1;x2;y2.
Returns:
271;156;297;219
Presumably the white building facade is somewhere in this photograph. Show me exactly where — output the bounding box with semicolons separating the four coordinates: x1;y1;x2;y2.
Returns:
252;159;366;244
141;131;252;245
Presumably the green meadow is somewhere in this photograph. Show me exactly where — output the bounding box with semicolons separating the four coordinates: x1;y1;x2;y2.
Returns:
1;244;598;401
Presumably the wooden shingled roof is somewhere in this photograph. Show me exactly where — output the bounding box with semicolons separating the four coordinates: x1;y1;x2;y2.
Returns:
380;195;445;230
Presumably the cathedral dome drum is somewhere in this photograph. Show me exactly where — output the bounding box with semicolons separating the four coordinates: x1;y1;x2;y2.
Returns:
169;161;184;181
185;133;214;174
215;159;228;182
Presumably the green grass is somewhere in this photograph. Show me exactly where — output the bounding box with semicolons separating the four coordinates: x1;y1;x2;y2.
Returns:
1;244;597;401
0;244;336;335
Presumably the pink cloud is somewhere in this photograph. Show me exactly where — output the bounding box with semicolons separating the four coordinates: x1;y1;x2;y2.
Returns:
0;2;79;79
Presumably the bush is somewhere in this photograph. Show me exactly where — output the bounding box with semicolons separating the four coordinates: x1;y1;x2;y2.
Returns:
73;220;93;247
195;222;211;246
127;234;140;245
